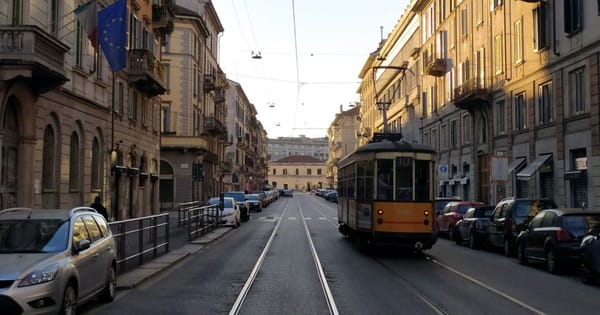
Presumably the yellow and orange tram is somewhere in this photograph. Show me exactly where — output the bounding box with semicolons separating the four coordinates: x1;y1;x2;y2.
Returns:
337;133;437;251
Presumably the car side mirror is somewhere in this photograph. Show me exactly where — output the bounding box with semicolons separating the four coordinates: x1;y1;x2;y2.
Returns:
74;239;91;253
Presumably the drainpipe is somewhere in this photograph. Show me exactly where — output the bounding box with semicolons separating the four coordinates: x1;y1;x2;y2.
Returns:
553;0;560;57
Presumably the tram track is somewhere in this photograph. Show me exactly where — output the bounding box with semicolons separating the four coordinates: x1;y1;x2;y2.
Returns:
228;197;339;315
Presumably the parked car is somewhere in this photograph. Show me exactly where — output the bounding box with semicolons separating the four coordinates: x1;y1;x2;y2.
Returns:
0;207;117;314
516;209;600;274
434;196;462;216
581;224;600;284
245;194;263;212
325;191;338;203
487;197;557;257
223;191;249;222
206;197;241;227
454;205;495;249
283;189;293;197
436;201;484;240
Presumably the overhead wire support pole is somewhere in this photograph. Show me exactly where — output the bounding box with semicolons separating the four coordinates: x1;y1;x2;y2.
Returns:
371;64;408;134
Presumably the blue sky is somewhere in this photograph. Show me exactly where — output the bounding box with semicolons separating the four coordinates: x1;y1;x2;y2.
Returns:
213;0;411;138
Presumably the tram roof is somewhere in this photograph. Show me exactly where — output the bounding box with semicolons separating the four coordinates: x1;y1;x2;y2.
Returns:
354;133;435;154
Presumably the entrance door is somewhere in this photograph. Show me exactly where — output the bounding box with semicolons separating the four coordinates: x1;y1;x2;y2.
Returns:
478;154;490;204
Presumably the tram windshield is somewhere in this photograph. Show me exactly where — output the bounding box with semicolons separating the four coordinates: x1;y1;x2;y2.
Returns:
374;158;431;201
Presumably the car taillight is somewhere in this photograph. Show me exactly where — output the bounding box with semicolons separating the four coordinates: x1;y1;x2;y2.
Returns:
556;229;572;241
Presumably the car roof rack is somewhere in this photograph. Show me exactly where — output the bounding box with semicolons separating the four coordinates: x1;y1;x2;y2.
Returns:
69;206;97;217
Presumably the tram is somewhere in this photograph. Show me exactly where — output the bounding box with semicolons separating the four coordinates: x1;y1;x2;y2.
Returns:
336;133;437;251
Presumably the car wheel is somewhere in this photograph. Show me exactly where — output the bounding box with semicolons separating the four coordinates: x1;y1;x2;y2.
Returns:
448;227;454;241
546;248;562;274
99;266;116;302
469;231;478;249
517;242;528;265
60;283;77;315
454;228;462;245
581;262;596;284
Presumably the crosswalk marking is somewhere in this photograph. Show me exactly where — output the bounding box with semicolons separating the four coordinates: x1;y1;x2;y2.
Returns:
288;217;297;220
305;217;312;220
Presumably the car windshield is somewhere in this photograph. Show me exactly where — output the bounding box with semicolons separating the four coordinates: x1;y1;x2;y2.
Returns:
247;194;259;200
563;214;600;238
456;205;473;214
514;200;556;219
224;192;244;202
208;198;234;208
0;219;69;253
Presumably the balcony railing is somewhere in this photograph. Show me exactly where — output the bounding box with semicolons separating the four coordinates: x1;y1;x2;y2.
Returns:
127;49;166;97
203;114;226;136
453;77;489;111
0;25;69;93
213;88;225;103
425;58;451;77
161;135;209;152
204;74;216;92
152;0;176;34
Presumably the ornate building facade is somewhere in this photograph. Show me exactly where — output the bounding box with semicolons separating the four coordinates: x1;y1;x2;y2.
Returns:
326;105;361;189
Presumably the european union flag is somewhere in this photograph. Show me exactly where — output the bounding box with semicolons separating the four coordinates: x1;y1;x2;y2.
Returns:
99;0;127;72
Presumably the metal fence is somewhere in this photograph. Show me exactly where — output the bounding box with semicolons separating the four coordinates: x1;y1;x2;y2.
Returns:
177;201;221;242
108;213;170;274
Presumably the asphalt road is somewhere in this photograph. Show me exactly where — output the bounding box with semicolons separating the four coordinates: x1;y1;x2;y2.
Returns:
83;193;600;315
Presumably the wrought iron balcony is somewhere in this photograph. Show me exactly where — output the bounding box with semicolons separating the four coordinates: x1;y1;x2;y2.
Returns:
127;49;166;97
152;0;175;36
453;77;490;112
0;25;69;94
220;161;232;173
213;88;225;103
425;58;451;77
203;114;226;136
204;74;216;92
161;135;209;152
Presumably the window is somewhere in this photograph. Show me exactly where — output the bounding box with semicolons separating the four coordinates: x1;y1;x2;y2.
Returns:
494;35;504;74
496;99;506;134
432;129;439;151
422;91;428;118
476;48;485;85
450;120;458;148
283;169;288;175
118;82;124;114
570;67;585;115
515;93;527;130
295;168;299;175
475;0;483;25
460;7;468;38
446;68;454;101
462;115;471;144
42;125;56;190
161;104;170;133
564;0;583;35
533;3;549;51
438;0;446;24
538;81;553;124
142;100;148;126
449;20;455;48
129;91;137;120
51;0;59;37
11;0;23;24
491;0;502;10
441;124;448;148
91;137;102;191
514;20;523;63
317;168;322;175
75;22;83;67
69;132;80;191
272;168;276;175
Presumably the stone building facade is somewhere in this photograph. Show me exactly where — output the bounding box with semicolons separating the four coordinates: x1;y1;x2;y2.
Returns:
0;0;170;218
268;155;327;191
326;105;361;189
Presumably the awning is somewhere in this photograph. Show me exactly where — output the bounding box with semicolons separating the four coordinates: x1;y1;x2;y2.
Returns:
439;180;449;186
459;177;469;185
516;154;552;180
449;179;456;185
508;157;526;174
564;170;586;180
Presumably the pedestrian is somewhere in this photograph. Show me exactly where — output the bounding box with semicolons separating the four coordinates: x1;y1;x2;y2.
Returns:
90;196;109;220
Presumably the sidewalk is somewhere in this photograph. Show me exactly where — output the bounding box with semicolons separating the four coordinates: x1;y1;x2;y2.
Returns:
115;215;233;289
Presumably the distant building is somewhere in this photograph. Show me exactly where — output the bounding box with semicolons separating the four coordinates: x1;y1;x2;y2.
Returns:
326;105;361;188
267;135;328;162
267;156;327;191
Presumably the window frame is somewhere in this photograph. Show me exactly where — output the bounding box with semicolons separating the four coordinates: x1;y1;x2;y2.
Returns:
514;92;527;131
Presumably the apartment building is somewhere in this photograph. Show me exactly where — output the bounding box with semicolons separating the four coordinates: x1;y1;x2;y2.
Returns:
159;3;229;208
0;0;170;219
225;80;268;192
358;0;600;207
267;136;328;162
326;105;361;189
268;155;327;191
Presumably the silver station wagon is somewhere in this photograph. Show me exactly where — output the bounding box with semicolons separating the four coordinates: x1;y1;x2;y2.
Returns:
0;207;117;314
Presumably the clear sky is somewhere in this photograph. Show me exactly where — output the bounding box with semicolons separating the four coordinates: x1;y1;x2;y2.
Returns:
213;0;412;139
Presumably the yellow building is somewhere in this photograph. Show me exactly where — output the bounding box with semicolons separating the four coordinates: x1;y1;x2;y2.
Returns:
268;156;328;191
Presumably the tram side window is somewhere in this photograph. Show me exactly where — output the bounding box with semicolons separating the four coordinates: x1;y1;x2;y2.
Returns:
415;160;431;201
377;159;393;200
338;167;346;198
356;160;374;200
396;157;413;201
348;164;356;198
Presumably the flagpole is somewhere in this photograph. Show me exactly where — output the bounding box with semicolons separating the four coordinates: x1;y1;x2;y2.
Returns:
111;71;115;155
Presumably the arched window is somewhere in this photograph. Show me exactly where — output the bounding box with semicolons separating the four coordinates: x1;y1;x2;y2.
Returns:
91;137;102;190
42;125;56;190
69;132;80;190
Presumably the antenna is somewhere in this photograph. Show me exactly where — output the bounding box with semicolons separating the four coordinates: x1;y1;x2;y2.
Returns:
380;26;384;42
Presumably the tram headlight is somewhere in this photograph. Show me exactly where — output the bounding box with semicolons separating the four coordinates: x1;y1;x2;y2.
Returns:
424;210;430;216
377;209;384;215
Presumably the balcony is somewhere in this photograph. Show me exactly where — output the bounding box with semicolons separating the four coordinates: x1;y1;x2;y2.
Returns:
204;74;216;92
425;58;451;77
127;49;166;97
0;25;69;94
237;137;248;149
220;161;232;173
453;77;490;112
213;88;225;103
152;0;175;37
203;114;226;136
161;135;209;152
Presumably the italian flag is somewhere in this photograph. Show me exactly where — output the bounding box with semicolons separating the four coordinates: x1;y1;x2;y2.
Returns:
74;0;98;49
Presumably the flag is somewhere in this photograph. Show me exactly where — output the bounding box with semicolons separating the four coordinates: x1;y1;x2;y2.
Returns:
99;0;127;72
74;0;98;49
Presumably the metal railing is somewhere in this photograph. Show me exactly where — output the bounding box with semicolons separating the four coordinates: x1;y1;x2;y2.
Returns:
108;213;170;274
177;201;221;242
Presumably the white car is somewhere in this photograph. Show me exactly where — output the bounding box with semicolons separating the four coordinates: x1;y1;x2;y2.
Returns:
207;197;241;227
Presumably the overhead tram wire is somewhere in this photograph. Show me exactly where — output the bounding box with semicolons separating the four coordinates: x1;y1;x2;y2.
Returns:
291;0;302;138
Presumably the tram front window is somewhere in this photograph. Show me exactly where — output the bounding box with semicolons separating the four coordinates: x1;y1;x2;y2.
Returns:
377;159;393;200
396;157;413;201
